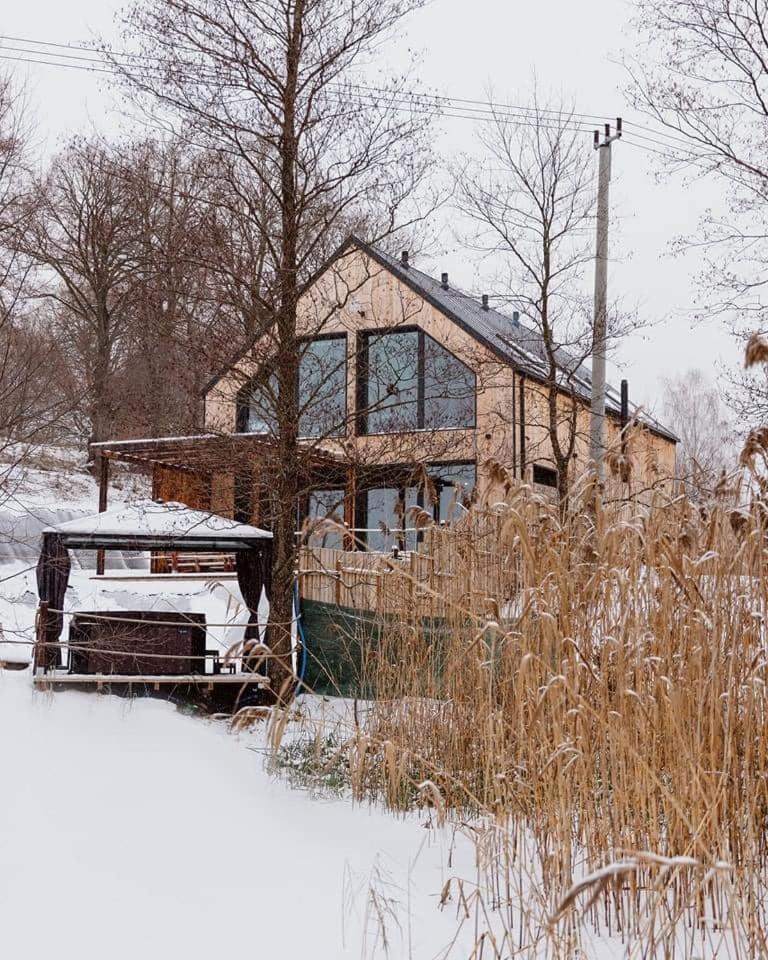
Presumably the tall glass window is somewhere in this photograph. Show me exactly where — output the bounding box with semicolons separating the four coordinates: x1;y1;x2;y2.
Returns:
299;336;347;438
240;371;278;434
359;329;475;434
364;485;422;552
237;335;347;438
430;462;476;522
358;462;475;551
424;337;476;429
306;488;346;550
361;330;419;433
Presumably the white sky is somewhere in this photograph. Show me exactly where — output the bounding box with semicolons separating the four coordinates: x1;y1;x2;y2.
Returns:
1;0;740;416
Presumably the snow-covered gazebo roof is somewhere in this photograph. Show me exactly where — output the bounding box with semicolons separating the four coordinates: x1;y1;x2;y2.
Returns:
36;500;273;675
43;499;272;551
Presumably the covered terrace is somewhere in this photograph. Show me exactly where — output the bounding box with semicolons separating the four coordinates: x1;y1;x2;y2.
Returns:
34;500;273;702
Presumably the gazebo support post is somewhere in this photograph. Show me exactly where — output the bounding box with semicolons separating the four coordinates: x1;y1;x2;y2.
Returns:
96;455;109;576
33;601;48;672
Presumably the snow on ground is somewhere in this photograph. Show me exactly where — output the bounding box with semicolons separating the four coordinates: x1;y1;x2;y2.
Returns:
0;447;699;959
0;670;471;960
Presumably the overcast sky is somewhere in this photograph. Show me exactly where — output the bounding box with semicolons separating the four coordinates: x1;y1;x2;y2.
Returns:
0;0;740;416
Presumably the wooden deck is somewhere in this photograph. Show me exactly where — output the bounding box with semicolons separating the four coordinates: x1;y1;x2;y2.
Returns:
33;672;269;691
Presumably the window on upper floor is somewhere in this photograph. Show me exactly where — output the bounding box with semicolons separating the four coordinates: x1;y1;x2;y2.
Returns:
236;334;347;438
357;329;475;435
299;336;347;438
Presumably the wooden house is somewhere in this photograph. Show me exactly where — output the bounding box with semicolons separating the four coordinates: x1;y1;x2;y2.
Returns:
93;236;677;551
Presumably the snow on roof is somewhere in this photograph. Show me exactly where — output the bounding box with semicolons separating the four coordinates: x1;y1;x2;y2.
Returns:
43;499;272;541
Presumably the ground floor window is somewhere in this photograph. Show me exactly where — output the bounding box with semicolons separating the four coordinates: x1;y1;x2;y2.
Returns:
303;488;346;550
532;463;558;488
356;462;475;552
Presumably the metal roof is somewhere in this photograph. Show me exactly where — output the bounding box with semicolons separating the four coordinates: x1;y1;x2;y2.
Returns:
353;238;678;444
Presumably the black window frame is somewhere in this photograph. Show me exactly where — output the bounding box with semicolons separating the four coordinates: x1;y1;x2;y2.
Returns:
354;460;476;551
235;332;348;438
356;326;476;435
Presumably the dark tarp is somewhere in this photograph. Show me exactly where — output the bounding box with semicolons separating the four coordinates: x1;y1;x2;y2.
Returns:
35;533;72;668
235;540;273;642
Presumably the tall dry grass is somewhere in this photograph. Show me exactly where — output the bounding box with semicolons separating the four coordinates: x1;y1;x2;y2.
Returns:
275;477;768;955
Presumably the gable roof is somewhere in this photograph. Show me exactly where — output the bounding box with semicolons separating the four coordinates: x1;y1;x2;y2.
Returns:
351;238;677;444
203;235;677;444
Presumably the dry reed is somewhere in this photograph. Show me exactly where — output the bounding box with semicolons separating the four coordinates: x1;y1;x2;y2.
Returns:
277;481;768;956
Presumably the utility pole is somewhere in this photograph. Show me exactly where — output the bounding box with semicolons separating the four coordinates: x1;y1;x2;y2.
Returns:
589;118;622;484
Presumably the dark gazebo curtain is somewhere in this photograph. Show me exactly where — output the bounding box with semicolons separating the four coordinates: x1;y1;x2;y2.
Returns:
35;533;72;668
235;540;273;642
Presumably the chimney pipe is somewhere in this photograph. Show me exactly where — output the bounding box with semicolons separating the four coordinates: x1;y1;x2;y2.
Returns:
401;250;409;269
441;272;449;290
481;294;489;311
620;379;629;455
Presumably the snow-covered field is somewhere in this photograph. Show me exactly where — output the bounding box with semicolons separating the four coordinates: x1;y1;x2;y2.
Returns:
0;451;736;959
0;671;473;960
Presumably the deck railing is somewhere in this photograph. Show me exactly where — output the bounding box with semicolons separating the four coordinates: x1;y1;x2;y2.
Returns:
298;512;521;620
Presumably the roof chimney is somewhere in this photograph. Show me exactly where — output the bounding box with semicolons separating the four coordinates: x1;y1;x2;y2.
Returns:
481;294;489;311
401;250;409;269
441;272;449;290
512;311;520;327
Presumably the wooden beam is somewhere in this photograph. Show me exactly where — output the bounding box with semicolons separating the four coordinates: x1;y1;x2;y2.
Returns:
343;464;356;551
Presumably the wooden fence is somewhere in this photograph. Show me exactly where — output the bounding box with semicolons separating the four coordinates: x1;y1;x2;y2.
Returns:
298;511;519;621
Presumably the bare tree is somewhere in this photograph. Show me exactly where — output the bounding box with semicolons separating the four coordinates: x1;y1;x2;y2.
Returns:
661;368;735;500
457;96;632;508
0;74;70;492
24;139;140;450
118;139;223;437
114;0;434;697
630;0;768;427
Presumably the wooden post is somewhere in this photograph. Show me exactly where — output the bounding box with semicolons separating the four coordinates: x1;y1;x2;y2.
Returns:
96;455;109;576
620;378;629;455
519;375;527;480
344;465;357;551
34;601;48;673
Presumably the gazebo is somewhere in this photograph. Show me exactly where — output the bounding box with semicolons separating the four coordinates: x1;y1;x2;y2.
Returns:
34;500;273;701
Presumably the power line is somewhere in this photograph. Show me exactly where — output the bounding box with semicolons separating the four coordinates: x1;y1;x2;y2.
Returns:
0;50;601;135
0;34;715;162
2;32;720;156
0;33;616;122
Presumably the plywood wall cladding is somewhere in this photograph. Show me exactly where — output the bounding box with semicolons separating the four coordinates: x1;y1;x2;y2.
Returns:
519;379;676;495
153;465;212;510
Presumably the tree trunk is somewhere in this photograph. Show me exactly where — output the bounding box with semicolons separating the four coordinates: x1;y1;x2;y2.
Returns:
266;0;305;704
